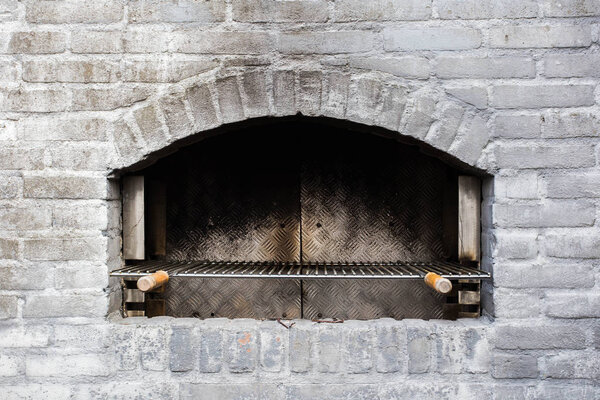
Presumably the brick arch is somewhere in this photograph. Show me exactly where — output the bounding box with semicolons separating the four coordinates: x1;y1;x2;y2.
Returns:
109;67;491;173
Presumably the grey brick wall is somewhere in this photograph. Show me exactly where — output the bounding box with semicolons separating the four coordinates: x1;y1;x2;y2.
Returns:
0;0;599;398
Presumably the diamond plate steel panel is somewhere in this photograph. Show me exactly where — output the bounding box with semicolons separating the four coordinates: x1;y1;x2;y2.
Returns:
302;280;446;320
165;277;301;319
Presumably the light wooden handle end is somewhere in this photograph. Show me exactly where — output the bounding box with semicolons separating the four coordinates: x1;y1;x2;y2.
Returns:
424;272;452;294
137;270;169;292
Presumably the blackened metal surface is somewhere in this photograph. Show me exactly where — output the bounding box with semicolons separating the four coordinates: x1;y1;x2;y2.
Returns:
164;277;301;319
302;280;447;320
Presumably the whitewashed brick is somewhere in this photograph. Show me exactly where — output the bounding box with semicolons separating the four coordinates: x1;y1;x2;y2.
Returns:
496;144;596;169
541;352;600;379
491;84;595;108
234;0;328;22
544;232;600;258
18;117;110;141
384;27;481;50
0;325;52;347
8;31;66;54
130;0;226;23
0;88;69;112
0;354;19;376
542;110;599;138
334;0;431;21
122;58;217;82
445;86;487;109
124;28;170;53
55;263;108;289
24;237;107;261
0;264;55;289
544;54;600;78
26;354;110;376
494;200;596;227
0;206;52;230
26;0;123;23
0;296;17;319
438;0;538;19
71;86;150;111
173;31;274;54
349;56;430;79
545;295;600;318
279;31;375;54
3;385;70;400
495;263;595;288
494;231;538;259
23;294;107;317
71;30;122;54
23;59;120;83
436;56;535;79
490;25;592;48
494;114;540;138
541;0;600;17
24;175;111;199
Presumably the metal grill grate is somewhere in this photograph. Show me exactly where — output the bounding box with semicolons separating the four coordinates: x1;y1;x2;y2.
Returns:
111;260;490;280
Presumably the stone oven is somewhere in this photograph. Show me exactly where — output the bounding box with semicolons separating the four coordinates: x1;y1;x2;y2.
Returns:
2;0;599;398
113;118;490;320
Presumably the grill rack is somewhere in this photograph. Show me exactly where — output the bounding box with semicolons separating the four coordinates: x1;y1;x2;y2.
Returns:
111;260;490;280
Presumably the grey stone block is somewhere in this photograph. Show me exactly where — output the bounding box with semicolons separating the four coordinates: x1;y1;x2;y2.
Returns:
186;83;220;131
345;327;373;374
489;25;592;48
138;326;169;371
228;330;257;372
260;328;284;372
289;327;312;373
494;324;586;350
241;70;269;118
297;71;322;116
492;353;538;379
407;326;432;373
170;327;195;372
199;329;222;373
0;296;17;319
384;27;481;50
491;84;595;108
375;324;406;373
272;70;296;116
216;76;245;124
317;327;341;373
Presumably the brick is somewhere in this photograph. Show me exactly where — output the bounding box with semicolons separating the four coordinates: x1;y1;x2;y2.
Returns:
544;54;600;78
259;328;284;372
138;326;168;371
8;31;66;54
435;56;535;79
321;72;351;118
228;330;257;372
73;383;178;399
347;78;384;125
494;200;596;228
279;31;375;54
289;327;312;372
541;0;600;17
384;27;481;50
3;385;71;400
170;327;195;372
53;324;110;350
377;85;408;131
401;93;436;140
71;30;122;53
545;173;600;198
24;175;110;199
49;143;113;171
445;86;487;109
23;59;120;83
55;263;109;289
0;176;20;199
0;354;19;376
495;263;595;289
375;324;405;373
0;0;19;22
490;25;591;48
425;102;464;150
494;114;540;138
407;325;432;373
273;70;296;116
240;71;269;118
113;326;138;370
0;206;52;230
129;0;226;23
494;231;538;259
71;86;150;111
0;147;44;170
172;31;273;54
288;385;379;399
113;120;143;164
18;117;110;141
0;238;18;259
438;0;538;19
494;324;586;349
24;237;106;261
216;76;244;124
535;384;600;400
448;114;490;165
492;354;538;378
333;0;431;21
0;264;54;289
545;294;600;318
26;354;110;377
181;384;284;400
159;94;193;140
541;352;600;379
495;144;595;169
297;70;322;115
23;294;106;317
0;59;19;81
186;83;219;131
0;325;52;347
133;104;169;147
345;327;373;374
542;110;599;138
0;88;69;112
124;28;170;53
494;290;541;318
349;56;431;79
234;0;328;22
495;173;539;199
0;296;17;319
122;58;217;82
464;327;490;374
26;0;123;23
317;327;341;373
199;329;223;372
492;84;595;109
544;232;600;258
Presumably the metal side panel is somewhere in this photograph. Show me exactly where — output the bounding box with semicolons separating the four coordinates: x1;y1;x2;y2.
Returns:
302;280;448;320
165;277;301;319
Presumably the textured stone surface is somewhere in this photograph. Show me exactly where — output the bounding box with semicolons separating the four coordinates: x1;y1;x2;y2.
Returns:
0;0;598;394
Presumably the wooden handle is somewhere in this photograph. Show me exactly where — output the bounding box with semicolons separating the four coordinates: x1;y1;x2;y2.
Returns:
424;272;452;294
137;270;169;292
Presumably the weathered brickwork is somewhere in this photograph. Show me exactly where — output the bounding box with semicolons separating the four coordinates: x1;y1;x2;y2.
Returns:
0;0;599;398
